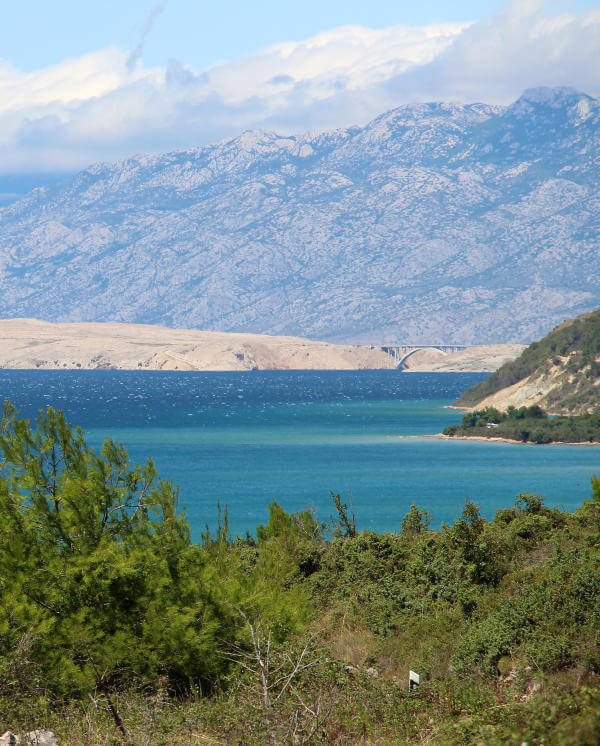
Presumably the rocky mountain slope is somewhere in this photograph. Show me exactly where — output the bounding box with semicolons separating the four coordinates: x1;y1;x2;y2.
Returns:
0;319;521;372
456;308;600;414
1;87;599;344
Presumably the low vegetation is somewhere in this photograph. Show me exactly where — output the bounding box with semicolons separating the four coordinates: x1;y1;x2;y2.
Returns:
443;404;600;443
457;308;600;412
2;404;600;743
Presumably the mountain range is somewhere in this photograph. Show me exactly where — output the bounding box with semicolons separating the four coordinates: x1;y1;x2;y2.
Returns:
1;86;599;344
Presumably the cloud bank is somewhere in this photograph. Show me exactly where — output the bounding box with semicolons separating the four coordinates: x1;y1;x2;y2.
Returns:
0;0;598;173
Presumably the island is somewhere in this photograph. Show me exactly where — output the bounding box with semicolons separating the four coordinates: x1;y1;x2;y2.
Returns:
0;318;523;372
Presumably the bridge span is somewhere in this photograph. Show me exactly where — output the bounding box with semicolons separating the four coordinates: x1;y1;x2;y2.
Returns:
380;345;467;369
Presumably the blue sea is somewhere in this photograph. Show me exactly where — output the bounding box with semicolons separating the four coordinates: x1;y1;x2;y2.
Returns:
1;369;598;539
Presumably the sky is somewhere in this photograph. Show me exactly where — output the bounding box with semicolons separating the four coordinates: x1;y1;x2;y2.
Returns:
0;0;599;176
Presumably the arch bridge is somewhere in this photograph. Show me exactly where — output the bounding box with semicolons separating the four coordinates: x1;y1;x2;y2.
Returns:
380;345;466;369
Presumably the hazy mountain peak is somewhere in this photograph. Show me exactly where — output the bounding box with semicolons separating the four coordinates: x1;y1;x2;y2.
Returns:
509;87;598;120
234;128;283;148
519;86;582;104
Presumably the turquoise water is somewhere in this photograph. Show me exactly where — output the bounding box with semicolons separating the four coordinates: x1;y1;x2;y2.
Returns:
1;369;599;538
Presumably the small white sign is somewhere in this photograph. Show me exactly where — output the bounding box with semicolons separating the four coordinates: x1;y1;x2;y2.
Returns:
409;670;420;690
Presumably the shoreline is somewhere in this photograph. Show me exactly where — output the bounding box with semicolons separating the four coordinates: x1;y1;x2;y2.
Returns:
427;433;600;447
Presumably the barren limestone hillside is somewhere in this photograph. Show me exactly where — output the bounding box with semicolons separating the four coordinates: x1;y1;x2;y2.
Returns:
0;319;522;372
1;87;599;344
401;344;524;373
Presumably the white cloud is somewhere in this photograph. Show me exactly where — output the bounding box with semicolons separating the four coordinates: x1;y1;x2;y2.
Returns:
206;22;467;102
388;0;600;103
0;1;598;173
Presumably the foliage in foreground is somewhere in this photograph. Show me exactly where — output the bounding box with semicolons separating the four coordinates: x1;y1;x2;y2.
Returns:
443;404;600;443
2;405;600;743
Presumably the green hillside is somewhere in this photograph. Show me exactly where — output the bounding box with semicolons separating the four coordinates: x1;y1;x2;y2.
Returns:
456;309;600;412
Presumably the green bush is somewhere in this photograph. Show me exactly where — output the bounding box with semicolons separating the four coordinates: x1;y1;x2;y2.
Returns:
0;403;231;697
446;404;600;444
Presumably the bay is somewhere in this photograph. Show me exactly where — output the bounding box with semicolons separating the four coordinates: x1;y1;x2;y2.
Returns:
0;369;598;539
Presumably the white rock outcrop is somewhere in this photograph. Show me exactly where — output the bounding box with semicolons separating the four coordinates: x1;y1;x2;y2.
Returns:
0;732;57;746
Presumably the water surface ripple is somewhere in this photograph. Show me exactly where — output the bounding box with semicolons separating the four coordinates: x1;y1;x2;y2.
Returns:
1;370;597;538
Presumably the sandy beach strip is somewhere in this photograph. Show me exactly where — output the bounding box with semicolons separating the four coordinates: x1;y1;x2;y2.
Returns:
425;433;600;447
